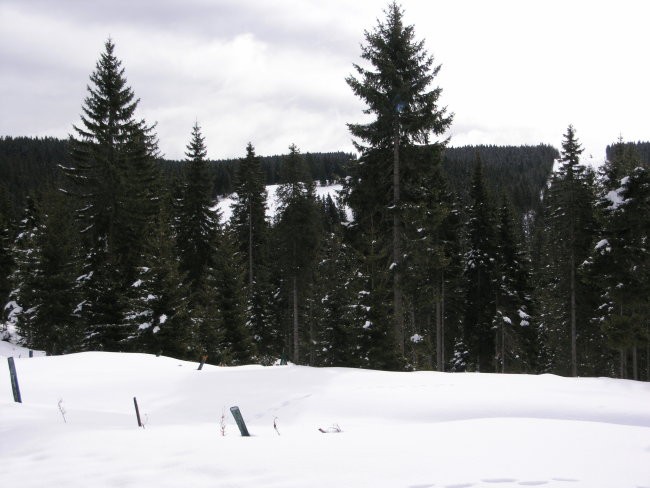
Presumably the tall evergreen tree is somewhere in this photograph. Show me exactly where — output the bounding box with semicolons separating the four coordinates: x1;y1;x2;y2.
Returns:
230;143;273;361
0;186;15;332
124;195;191;359
175;123;221;361
4;197;41;346
211;228;255;365
493;194;534;372
312;225;363;367
176;122;216;293
537;125;596;376
29;191;82;354
345;2;452;363
62;38;160;350
589;142;649;379
401;145;456;371
461;159;498;371
274;144;321;363
231;143;268;286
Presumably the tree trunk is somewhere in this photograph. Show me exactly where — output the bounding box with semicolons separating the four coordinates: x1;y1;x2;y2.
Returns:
570;251;577;377
646;330;650;382
632;344;638;381
410;303;416;368
293;275;299;364
436;292;443;371
619;348;626;379
393;128;404;355
501;320;506;374
248;199;253;287
494;291;499;373
438;271;445;371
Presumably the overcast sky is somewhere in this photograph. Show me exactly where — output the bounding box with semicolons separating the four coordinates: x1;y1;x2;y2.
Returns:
1;0;648;161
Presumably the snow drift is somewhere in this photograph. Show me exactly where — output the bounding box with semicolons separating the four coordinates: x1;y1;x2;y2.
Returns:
0;346;649;487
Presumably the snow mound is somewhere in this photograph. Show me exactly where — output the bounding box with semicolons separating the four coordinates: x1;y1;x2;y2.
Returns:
0;351;649;487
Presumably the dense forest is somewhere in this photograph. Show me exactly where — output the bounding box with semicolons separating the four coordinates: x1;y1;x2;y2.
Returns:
1;4;648;381
0;136;555;221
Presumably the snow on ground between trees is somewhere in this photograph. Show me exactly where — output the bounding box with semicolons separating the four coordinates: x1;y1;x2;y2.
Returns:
0;346;649;488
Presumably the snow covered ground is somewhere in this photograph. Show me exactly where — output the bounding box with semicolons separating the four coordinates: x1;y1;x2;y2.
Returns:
1;344;649;487
216;183;347;223
0;340;45;358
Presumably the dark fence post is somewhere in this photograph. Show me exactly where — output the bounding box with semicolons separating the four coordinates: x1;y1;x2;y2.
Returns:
133;397;143;428
7;357;22;403
230;406;250;436
197;355;207;370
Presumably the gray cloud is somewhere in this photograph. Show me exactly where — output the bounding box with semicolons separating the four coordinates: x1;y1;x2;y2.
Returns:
2;0;649;161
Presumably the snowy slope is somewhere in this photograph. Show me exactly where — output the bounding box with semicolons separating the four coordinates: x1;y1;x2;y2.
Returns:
1;350;649;487
216;183;346;223
0;340;45;358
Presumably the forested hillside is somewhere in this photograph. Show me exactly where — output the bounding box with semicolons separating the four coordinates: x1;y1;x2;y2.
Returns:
1;4;648;382
0;136;555;221
443;144;558;214
606;141;650;164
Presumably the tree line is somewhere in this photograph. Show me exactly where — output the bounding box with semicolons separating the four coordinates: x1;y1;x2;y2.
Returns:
1;3;648;380
0;137;555;223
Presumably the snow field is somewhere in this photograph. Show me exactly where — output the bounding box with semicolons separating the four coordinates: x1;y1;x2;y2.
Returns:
0;349;649;487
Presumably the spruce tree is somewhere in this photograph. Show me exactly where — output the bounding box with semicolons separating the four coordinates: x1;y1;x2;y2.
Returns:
274;144;321;363
176;122;216;293
230;143;273;361
312;225;363;367
29;191;82;354
493;195;534;372
124;196;191;359
401;145;454;370
211;228;255;365
231;143;268;286
462;159;498;371
63;38;160;350
175;123;221;361
0;187;15;337
4;197;41;346
345;2;452;362
537;125;596;376
590;142;649;379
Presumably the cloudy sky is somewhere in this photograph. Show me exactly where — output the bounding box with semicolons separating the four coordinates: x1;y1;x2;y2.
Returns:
1;0;648;161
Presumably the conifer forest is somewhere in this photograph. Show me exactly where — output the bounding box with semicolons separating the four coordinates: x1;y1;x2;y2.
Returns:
1;3;648;381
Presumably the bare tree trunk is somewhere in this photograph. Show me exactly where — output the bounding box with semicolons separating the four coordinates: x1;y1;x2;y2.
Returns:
632;344;638;381
501;321;506;374
620;348;626;379
570;251;577;377
647;329;650;382
293;275;299;364
248;199;253;286
438;271;445;371
393;129;404;355
410;303;416;368
436;292;443;371
308;296;314;366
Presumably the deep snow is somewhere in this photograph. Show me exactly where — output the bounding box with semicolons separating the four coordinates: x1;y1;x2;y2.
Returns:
0;344;649;487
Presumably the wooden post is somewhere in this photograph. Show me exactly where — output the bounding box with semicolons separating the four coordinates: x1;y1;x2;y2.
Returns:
197;355;208;370
230;406;250;437
133;397;143;428
7;357;22;403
